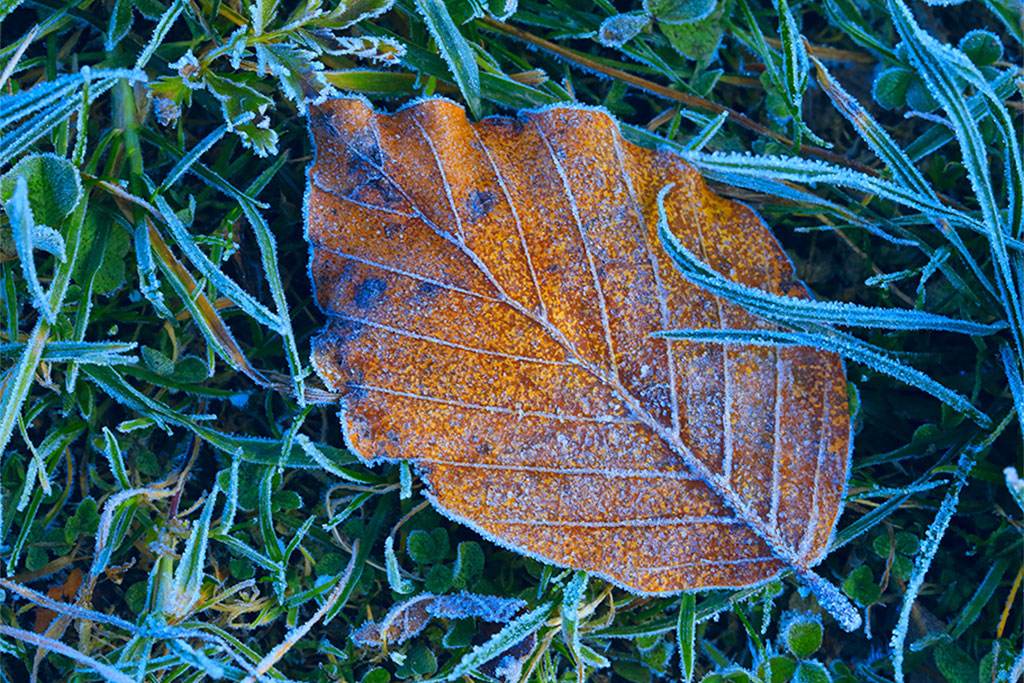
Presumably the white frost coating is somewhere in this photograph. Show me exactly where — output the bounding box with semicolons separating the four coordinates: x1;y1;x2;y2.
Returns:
890;452;973;681
1005;467;1024;515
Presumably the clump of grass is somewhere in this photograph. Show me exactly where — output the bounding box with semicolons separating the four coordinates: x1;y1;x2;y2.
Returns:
0;0;1020;681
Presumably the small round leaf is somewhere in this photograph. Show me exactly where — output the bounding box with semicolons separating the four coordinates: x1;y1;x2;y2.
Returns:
872;68;912;110
795;661;832;683
597;13;649;47
645;0;717;24
781;612;823;659
959;30;1002;66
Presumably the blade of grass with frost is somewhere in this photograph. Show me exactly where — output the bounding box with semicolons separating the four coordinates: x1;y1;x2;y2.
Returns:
677;151;1008;243
6;178;58;323
0;193;86;460
562;571;587;676
822;0;897;60
71;67;90;165
135;0;184;69
905;70;1017;162
241;549;360;683
93;488;167;576
294;433;364;482
1001;345;1024;437
283;515;316;565
809;52;995;298
435;602;553;682
258;468;285;563
415;0;481;118
164;488;218;621
0;341;138;365
684;111;729;152
0;69;146;167
890;451;974;683
774;0;816;147
145;220;273;381
158;113;255;193
181;622;271;674
164;640;226;679
384;535;416;594
139;129;271;211
811;54;946;210
656;197;1002;334
63;213;110;392
238;199;306;405
213;534;284;573
939;42;1023;238
102;427;132;490
893;0;1024;243
887;0;1023;357
653;328;990;426
151;195;284;334
134;222;175;319
86;366;359;469
105;0;133;50
689;165;921;247
323;491;375;531
0;626;136;683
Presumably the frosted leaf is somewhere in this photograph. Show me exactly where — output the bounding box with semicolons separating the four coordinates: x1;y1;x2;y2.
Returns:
306;99;859;629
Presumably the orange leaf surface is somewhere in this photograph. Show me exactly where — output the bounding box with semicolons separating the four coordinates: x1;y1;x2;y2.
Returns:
305;98;860;630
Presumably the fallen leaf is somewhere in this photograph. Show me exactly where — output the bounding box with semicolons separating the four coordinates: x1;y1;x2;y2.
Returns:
34;568;82;634
305;98;860;630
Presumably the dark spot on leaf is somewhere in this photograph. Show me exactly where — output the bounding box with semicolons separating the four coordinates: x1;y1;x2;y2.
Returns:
354;278;387;309
417;281;440;296
333;319;364;343
348;176;403;208
467;190;496;221
348;130;384;167
383;221;404;237
482;117;523;135
779;279;801;295
476;442;492;456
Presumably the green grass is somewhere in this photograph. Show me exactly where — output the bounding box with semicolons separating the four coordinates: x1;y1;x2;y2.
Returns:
0;0;1021;681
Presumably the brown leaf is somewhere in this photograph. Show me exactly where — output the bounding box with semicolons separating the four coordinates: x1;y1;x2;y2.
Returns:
305;99;860;630
33;568;82;634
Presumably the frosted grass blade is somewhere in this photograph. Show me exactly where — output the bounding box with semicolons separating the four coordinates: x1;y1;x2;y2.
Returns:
678;150;992;239
6;178;55;323
0;626;135;683
135;0;184;69
657;201;1002;335
886;0;1023;362
0;194;87;459
153;195;283;334
678;593;697;683
0;69;146;167
436;602;552;682
684;111;729;152
0;341;138;365
134;222;175;319
159;113;255;193
414;0;481;118
102;427;132;490
237;199;306;404
889;451;974;683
